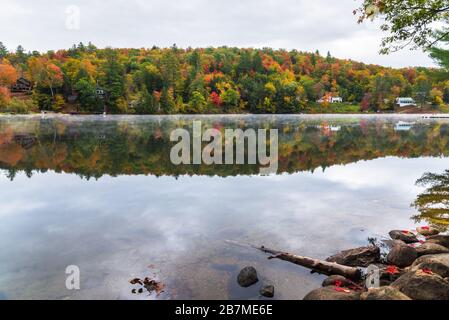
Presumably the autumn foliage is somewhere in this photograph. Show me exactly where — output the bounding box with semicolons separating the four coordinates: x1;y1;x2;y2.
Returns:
0;43;447;113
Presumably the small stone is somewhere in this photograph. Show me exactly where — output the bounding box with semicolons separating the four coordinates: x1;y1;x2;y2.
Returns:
416;242;449;257
416;226;439;237
392;270;449;300
260;285;274;298
322;275;352;287
387;243;418;268
237;266;259;288
360;286;411;300
325;246;380;267
389;230;419;244
303;287;360;300
426;235;449;248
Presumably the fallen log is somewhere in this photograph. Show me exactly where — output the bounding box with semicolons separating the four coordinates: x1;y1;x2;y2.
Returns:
225;241;361;281
258;246;362;281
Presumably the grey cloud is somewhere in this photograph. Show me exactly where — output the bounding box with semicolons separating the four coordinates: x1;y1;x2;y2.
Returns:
0;0;435;67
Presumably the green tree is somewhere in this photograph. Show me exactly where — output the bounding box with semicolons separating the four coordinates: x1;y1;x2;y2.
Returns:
160;87;176;114
429;31;449;70
0;42;7;59
74;79;103;112
100;49;125;112
134;88;157;114
356;0;449;53
221;88;240;110
187;91;206;113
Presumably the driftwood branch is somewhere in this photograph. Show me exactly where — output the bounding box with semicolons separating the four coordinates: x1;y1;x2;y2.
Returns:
258;246;361;281
225;241;361;281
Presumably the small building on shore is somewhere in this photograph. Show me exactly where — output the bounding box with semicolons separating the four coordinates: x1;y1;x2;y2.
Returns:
10;77;32;93
317;96;343;104
395;97;417;107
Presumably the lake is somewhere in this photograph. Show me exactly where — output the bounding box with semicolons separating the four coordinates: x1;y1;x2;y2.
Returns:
0;114;448;300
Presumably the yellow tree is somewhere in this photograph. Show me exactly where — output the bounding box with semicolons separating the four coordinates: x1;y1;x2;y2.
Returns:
28;57;63;98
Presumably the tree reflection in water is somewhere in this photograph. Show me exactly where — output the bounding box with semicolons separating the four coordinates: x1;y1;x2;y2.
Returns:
412;170;449;229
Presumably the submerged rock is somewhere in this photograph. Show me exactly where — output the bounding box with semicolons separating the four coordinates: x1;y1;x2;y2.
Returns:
416;226;439;237
260;285;274;298
389;230;419;244
410;253;449;278
237;266;259;288
387;243;418;268
303;286;361;300
325;246;380;267
426;235;449;248
360;286;411;300
392;269;449;300
322;275;353;287
416;242;449;257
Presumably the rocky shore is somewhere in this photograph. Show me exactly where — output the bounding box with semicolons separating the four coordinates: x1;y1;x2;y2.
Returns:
304;227;449;300
235;227;449;300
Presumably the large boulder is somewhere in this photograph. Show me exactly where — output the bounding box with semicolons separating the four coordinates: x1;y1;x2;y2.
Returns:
392;269;449;300
325;246;380;267
322;275;353;287
410;254;449;278
426;235;449;248
389;230;419;244
416;226;439;237
360;286;411;300
416;242;449;257
237;266;259;288
387;243;418;268
303;287;361;300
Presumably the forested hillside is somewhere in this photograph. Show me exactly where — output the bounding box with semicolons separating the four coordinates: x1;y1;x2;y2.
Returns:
0;42;448;114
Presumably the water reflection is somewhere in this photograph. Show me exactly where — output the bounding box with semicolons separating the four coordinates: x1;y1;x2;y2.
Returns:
412;170;449;229
1;115;449;179
0;115;449;300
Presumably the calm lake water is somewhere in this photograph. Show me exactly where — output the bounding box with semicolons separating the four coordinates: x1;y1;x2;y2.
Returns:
0;114;448;300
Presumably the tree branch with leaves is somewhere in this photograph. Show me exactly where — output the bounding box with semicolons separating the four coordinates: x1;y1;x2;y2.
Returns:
355;0;449;54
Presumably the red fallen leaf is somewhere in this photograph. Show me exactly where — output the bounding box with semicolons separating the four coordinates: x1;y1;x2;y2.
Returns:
385;265;400;275
334;280;343;287
348;285;362;291
130;278;143;285
401;230;411;235
334;287;351;293
421;226;430;230
419;240;425;244
143;277;166;296
422;268;433;275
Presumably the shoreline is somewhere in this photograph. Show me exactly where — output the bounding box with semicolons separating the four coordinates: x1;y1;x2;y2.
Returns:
1;112;449;119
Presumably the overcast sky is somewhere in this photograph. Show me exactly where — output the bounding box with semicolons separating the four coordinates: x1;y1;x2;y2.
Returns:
0;0;436;68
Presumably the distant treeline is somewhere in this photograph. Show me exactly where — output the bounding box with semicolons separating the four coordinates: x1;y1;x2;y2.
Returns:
0;42;448;114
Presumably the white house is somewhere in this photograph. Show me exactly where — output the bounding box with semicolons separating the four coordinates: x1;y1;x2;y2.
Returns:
331;97;343;103
395;97;417;107
317;96;343;104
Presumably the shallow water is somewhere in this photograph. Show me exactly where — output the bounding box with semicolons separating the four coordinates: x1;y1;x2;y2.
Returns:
0;114;448;300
